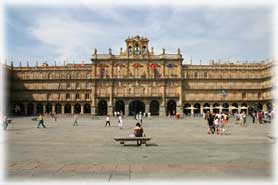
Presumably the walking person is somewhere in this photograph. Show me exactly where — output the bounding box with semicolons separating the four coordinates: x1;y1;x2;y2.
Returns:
105;114;111;127
3;116;9;130
252;111;256;124
73;114;78;126
118;115;123;129
139;112;143;124
243;111;247;127
37;114;46;128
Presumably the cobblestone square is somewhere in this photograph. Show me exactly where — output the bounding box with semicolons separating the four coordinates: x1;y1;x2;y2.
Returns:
4;116;275;183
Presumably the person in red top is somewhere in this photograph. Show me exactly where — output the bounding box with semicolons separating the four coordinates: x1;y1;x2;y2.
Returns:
257;111;263;124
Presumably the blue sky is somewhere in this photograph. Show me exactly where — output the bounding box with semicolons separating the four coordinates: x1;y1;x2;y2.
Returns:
5;4;274;66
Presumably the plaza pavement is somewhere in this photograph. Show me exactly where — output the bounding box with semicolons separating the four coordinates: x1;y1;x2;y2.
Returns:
4;115;275;182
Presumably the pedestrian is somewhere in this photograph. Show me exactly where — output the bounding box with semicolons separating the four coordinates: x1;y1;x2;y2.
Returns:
118;115;123;129
243;111;247;127
139;112;143;124
37;114;46;128
105;114;110;127
252;111;256;123
207;112;214;134
148;112;151;119
257;111;262;124
73;114;78;126
3;116;9;130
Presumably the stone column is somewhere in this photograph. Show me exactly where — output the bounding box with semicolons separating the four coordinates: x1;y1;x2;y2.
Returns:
210;106;213;113
146;103;150;114
108;106;113;116
71;104;74;114
34;103;37;114
24;103;28;115
43;104;46;114
80;104;84;114
125;103;129;116
91;106;96;115
200;104;203;114
52;104;55;113
160;106;166;116
61;104;64;114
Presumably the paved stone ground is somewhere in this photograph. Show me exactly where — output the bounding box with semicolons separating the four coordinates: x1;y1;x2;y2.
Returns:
3;115;275;182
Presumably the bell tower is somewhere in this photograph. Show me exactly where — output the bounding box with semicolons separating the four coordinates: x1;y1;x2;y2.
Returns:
125;35;149;56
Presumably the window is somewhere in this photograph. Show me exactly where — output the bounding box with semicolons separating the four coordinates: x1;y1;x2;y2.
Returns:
86;73;90;79
204;72;208;79
128;46;132;55
258;92;261;99
75;93;80;100
58;83;61;89
142;46;147;54
242;93;247;99
58;93;60;100
66;93;70;100
85;93;90;99
48;73;52;79
66;82;70;89
76;72;80;79
85;81;90;89
67;73;71;79
76;82;80;89
194;72;198;78
135;44;140;55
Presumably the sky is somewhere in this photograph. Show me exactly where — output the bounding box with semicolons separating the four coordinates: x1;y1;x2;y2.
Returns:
4;3;274;66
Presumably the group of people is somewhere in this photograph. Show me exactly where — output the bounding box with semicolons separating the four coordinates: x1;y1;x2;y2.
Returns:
105;114;123;129
206;111;229;135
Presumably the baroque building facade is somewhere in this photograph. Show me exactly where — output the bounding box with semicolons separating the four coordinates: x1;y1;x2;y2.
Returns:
6;35;274;116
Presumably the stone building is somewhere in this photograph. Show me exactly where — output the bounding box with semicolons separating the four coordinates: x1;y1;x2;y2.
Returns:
6;35;274;116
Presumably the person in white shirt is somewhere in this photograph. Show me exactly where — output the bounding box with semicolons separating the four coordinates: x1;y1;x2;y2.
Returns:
118;115;123;129
105;115;110;127
73;114;78;126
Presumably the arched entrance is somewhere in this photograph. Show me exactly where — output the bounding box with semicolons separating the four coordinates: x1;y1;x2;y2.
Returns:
46;103;52;113
150;100;159;116
203;103;210;113
213;103;219;113
64;103;71;114
129;100;145;116
183;103;191;115
267;102;272;111
97;100;107;115
36;103;43;114
167;100;176;116
222;103;229;113
84;103;91;114
27;103;34;115
231;103;238;113
115;100;125;115
193;103;201;114
74;103;81;114
55;104;62;114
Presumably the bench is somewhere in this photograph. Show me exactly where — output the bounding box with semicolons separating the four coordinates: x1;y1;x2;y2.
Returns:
114;137;152;146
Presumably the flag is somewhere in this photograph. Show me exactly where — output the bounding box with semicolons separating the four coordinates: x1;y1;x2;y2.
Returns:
133;63;139;68
149;63;156;70
166;63;173;68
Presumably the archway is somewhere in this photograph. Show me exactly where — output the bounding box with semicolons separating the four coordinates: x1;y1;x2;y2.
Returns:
74;103;81;114
222;103;229;113
64;103;71;114
46;103;52;113
213;103;219;113
129;100;145;116
167;100;176;116
203;103;210;113
27;103;34;115
115;100;125;115
97;100;107;115
257;103;263;111
36;103;43;114
231;103;238;113
55;104;62;114
150;100;159;116
84;104;91;114
267;102;273;111
193;103;201;114
183;103;191;115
